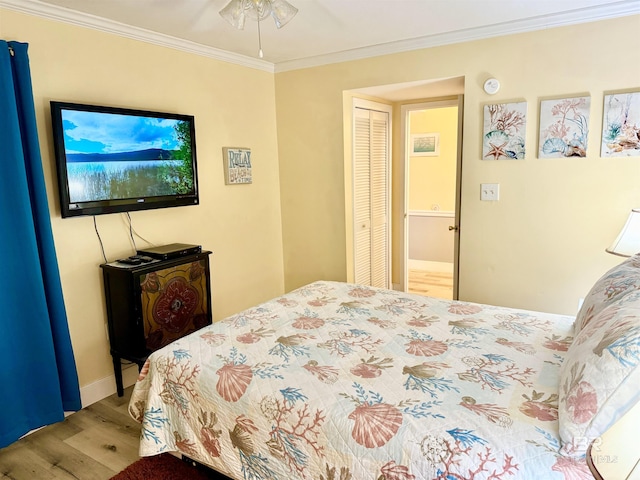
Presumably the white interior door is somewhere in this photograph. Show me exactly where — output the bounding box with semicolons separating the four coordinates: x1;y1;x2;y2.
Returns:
353;99;391;289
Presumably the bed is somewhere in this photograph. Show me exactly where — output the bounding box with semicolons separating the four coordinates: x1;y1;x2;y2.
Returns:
128;255;640;480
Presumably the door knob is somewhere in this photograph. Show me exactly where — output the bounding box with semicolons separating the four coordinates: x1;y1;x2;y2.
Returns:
449;225;458;231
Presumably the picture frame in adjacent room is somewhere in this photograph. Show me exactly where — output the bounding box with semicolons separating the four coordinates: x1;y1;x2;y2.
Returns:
538;95;590;158
601;90;640;158
222;147;252;184
411;133;440;156
482;101;527;160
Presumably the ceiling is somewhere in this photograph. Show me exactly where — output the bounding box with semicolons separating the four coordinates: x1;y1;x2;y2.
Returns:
2;0;639;71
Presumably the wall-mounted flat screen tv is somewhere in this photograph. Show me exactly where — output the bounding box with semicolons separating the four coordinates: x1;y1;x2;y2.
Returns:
50;101;199;218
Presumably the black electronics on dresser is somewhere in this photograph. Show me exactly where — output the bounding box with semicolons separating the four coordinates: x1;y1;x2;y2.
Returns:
137;243;202;260
101;249;212;396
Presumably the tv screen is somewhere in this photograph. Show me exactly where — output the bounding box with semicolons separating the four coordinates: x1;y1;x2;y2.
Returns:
50;101;199;217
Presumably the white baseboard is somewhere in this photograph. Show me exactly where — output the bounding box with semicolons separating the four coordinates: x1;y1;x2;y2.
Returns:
408;259;454;273
79;364;140;408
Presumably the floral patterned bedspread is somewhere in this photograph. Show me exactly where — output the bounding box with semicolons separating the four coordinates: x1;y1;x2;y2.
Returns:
129;281;593;480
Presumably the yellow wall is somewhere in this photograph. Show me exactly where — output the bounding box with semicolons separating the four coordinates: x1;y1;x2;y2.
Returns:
1;10;285;394
3;7;640;398
408;106;458;212
276;15;640;314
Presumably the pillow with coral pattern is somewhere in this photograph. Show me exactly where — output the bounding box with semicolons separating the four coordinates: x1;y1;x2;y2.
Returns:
573;254;640;334
558;300;640;457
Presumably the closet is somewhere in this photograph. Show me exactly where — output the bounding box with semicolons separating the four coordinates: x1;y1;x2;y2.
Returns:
352;100;391;288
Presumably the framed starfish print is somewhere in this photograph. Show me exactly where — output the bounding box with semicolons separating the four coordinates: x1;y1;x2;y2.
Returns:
482;101;527;160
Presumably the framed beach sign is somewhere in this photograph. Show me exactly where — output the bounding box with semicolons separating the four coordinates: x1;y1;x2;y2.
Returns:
222;147;252;184
411;133;440;156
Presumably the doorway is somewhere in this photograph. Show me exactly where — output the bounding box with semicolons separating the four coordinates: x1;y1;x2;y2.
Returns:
402;98;463;299
344;77;464;294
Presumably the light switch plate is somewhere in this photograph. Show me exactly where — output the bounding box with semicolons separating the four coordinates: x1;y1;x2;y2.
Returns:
481;183;500;201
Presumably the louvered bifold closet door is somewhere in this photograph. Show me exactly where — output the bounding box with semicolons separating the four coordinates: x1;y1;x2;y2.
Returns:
354;107;372;285
353;106;389;289
370;110;389;289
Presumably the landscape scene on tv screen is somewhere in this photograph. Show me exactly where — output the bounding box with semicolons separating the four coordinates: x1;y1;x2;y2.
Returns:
60;109;195;203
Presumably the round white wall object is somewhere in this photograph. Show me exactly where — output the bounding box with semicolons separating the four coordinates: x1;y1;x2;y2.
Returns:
483;78;500;95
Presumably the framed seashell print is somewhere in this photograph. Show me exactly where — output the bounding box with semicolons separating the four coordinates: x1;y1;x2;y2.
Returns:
538;96;590;158
222;147;252;184
482;101;527;160
601;90;640;157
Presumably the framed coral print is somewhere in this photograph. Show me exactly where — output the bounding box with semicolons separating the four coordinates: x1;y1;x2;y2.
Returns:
601;90;640;157
222;147;252;184
482;102;527;160
538;96;590;158
411;133;440;156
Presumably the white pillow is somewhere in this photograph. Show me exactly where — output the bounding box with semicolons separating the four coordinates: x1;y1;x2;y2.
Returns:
558;301;640;457
573;254;640;335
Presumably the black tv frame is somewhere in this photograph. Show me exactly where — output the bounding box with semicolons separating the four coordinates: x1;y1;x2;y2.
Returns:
50;101;199;218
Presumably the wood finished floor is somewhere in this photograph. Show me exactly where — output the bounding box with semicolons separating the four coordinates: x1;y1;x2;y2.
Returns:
408;268;454;300
0;386;140;480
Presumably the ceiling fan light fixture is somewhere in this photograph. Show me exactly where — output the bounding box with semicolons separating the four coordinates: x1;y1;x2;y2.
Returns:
219;0;297;29
269;0;298;28
244;0;272;22
219;0;297;58
219;0;247;29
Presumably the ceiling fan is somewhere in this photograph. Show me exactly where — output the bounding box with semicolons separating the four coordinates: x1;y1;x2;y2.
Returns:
219;0;298;58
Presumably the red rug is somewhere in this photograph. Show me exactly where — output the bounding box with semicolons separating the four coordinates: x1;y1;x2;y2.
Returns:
110;453;230;479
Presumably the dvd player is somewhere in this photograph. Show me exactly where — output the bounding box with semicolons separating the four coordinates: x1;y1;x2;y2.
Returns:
137;243;202;260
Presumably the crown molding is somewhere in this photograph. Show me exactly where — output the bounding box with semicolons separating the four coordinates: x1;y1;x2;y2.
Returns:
1;0;638;73
0;0;275;72
274;1;640;72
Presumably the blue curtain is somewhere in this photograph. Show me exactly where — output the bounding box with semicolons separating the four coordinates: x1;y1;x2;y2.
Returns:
0;41;81;449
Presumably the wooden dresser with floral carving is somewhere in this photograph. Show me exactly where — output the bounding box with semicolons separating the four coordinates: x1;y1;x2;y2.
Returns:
101;251;212;396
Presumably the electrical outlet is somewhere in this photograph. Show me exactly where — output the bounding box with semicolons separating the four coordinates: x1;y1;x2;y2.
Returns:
481;183;500;201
